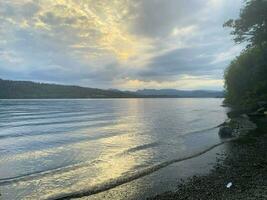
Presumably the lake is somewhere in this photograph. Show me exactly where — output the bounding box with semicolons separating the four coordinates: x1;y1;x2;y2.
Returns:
0;99;228;199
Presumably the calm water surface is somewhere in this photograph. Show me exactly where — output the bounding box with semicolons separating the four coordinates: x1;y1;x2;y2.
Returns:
0;99;227;199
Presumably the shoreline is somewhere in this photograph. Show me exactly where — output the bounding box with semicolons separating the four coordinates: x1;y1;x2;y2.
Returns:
80;133;229;200
56;109;263;200
148;117;267;200
48;135;231;200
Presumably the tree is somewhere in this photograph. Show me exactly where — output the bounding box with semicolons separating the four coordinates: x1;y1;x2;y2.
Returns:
224;0;267;105
224;0;267;48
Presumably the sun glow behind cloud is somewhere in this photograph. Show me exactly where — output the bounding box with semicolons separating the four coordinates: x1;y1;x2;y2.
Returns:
2;0;150;60
0;0;243;90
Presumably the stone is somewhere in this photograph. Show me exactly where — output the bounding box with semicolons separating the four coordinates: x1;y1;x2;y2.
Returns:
256;107;265;113
219;126;233;138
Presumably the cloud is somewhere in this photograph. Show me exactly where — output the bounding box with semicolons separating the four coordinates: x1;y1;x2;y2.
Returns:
135;43;235;82
129;0;208;38
114;75;224;90
0;0;243;90
171;25;198;37
211;46;243;64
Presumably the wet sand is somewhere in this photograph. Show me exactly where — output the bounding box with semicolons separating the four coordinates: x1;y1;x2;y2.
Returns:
149;117;267;200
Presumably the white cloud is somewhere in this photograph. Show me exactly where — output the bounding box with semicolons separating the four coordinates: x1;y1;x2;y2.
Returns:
211;46;242;64
171;25;197;37
114;75;224;91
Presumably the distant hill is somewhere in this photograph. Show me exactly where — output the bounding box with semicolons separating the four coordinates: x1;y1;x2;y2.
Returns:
0;79;224;99
0;79;136;99
135;89;224;98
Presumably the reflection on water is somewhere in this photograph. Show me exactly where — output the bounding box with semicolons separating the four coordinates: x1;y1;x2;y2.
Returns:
0;99;227;199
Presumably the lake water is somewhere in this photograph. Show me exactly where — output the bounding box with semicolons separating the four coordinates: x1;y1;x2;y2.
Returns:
0;99;228;199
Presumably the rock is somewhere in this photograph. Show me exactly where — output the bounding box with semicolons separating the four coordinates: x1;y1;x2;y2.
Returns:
241;114;249;119
256;107;265;113
219;126;233;138
257;101;267;107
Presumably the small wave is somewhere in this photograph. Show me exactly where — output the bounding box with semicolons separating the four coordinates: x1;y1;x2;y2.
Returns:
0;112;89;123
0;119;115;140
0;111;68;117
0;121;116;142
0;129;67;140
0;111;111;124
0;117;112;129
117;142;160;156
0;158;104;186
48;139;235;200
0;130;131;163
182;126;218;137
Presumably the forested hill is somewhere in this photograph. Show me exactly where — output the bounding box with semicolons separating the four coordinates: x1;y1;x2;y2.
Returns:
0;79;136;98
0;79;224;99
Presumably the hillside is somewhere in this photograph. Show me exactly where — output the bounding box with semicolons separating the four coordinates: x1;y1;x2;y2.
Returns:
0;79;224;99
0;79;136;99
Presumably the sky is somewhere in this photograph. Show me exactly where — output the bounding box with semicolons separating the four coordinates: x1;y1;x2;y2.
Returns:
0;0;244;91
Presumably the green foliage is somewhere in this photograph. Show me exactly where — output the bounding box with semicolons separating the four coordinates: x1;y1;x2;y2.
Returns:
223;0;267;48
224;45;267;104
224;0;267;105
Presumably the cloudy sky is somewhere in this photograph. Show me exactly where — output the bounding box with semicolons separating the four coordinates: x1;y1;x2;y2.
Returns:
0;0;243;90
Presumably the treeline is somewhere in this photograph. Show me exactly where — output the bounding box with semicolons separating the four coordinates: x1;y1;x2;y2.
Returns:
0;79;224;99
0;79;136;99
224;0;267;105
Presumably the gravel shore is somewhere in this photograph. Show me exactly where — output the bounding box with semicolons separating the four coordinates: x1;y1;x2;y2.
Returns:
148;118;267;200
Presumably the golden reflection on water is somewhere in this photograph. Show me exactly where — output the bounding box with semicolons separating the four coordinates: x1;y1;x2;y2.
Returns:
3;99;153;200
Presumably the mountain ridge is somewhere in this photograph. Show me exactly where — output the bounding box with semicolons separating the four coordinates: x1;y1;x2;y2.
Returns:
0;78;224;99
135;89;224;98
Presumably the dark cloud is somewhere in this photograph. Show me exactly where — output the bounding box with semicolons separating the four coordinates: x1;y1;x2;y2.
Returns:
0;1;40;19
40;12;78;26
136;45;226;81
129;0;207;38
